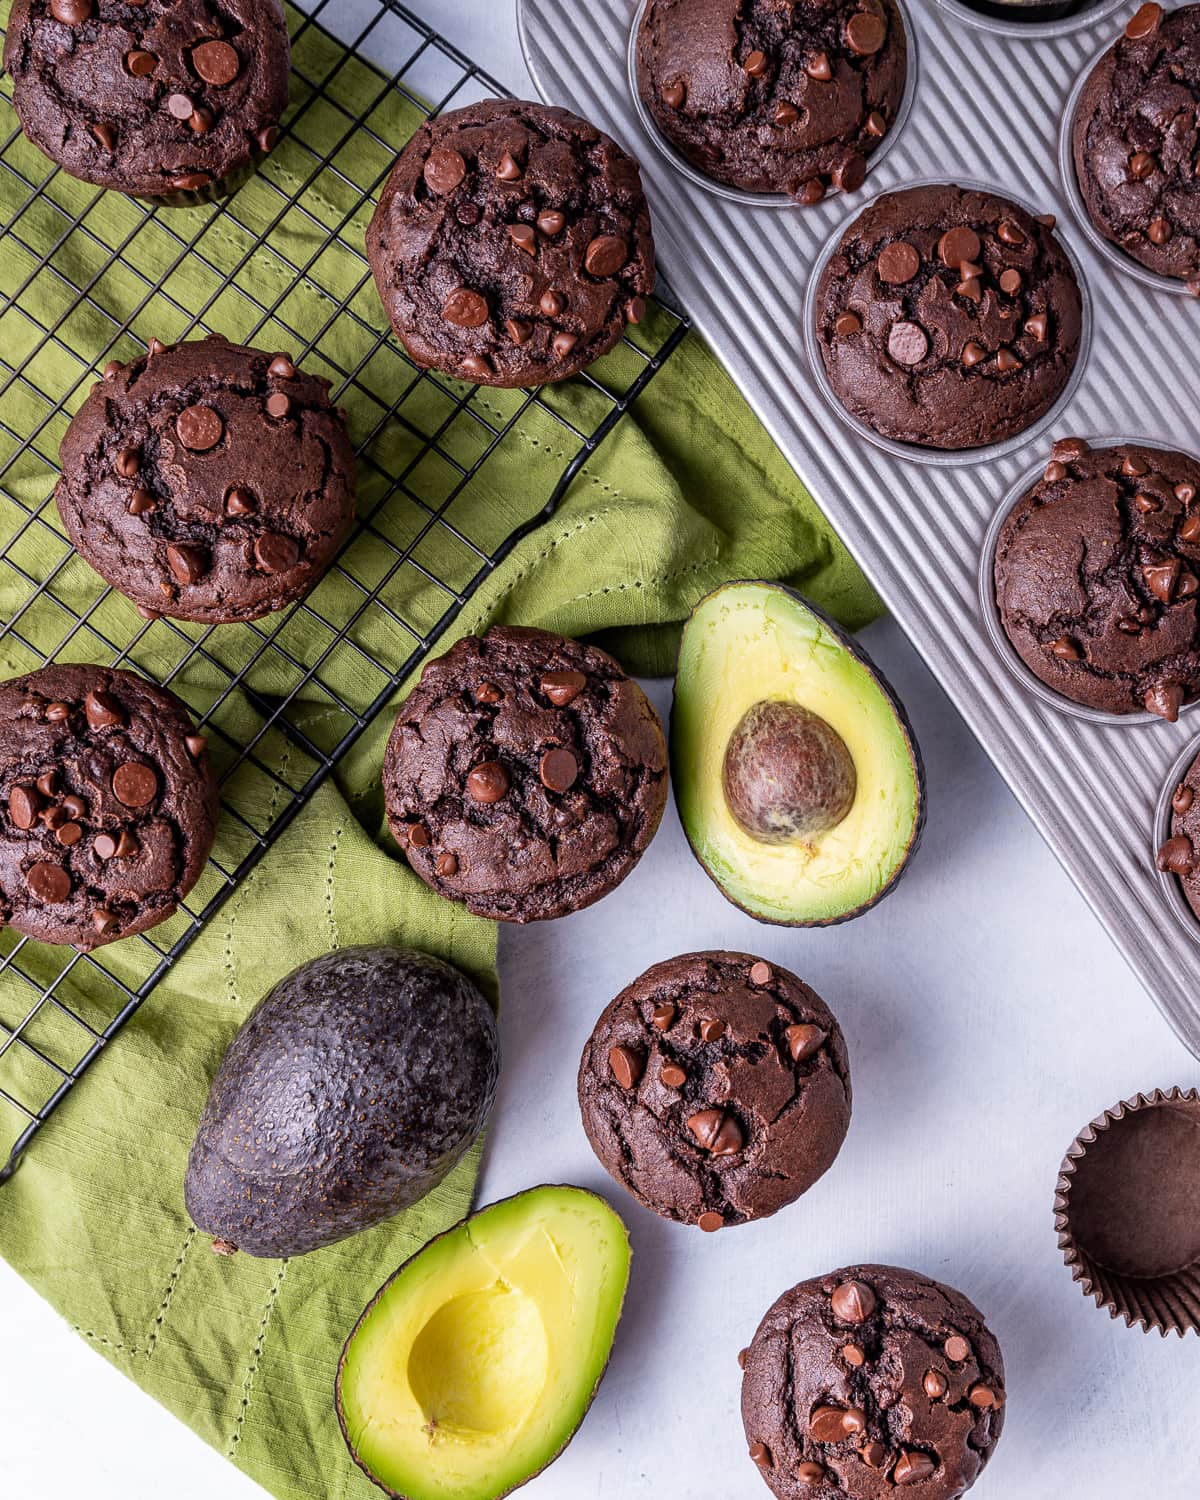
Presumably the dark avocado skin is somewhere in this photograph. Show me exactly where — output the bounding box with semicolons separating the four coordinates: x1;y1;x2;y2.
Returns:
184;946;500;1258
672;581;926;927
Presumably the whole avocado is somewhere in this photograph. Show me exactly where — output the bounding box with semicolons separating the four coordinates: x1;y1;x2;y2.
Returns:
184;946;500;1258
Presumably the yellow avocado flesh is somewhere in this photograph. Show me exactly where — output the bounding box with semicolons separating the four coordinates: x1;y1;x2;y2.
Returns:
337;1187;631;1500
673;582;921;924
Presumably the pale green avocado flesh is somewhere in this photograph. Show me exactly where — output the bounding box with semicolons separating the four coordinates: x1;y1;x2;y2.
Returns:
336;1186;631;1500
672;581;923;925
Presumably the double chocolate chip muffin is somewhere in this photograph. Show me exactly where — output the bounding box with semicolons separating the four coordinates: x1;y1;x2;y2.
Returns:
741;1266;1005;1499
0;664;218;948
578;952;851;1231
994;438;1200;720
636;0;908;204
1158;750;1200;911
815;183;1083;450
2;0;290;201
366;99;656;388
1072;3;1200;291
56;335;356;624
383;627;668;922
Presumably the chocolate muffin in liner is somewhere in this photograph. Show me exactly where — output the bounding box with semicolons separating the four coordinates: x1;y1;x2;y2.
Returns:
1054;1087;1200;1335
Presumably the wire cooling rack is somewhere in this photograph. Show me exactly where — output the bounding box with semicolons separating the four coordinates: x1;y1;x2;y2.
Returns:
0;0;688;1180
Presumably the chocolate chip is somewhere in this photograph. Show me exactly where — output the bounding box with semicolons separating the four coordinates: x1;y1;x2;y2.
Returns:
800;178;825;206
865;110;886;137
585;235;628;277
496;151;522;182
894;1451;935;1485
424;147;466;194
923;1369;948;1399
148;338;168;356
435;851;458;877
256;125;280;153
662;80;686;109
176;404;222;451
1130;151;1155;181
103;361;122;380
996;220;1026;247
91;122;117;152
539;289;564;317
45;703;70;724
225;485;255;516
995;347;1022;373
539;747;578;793
1037;212;1057;229
117;827;140;855
1146;680;1185;720
830;1279;876;1323
809;1406;863;1444
167;93;195;121
944;1334;971;1362
938;226;981;267
608;1045;644;1089
36;771;59;796
956;275;982;302
466;760;509;804
773;101;800;127
697;1210;723;1232
748;1442;772;1469
999;268;1022;295
1172;784;1195;815
835;312;862;336
785;1023;826;1061
1024;313;1049;341
1044;459;1067;482
113;762;157;807
443;288;489;328
1180;513;1200;544
475;682;502;704
1125;1;1163;37
831;152;866;194
1178;483;1199;506
744;49;768;77
505;318;532;345
56;821;82;847
738;1348;749;1370
698;1016;725;1042
265;392;291;419
406;822;431;848
113;446;140;478
969;1384;1000;1409
41;805;66;831
192;40;240;86
85;690;123;729
541;670;587;706
687;1108;742;1154
797;1464;826;1486
128;488;156;517
267;355;296;380
188;105;213;135
749;960;772;985
50;0;90;19
9;786;39;830
842;1343;866;1367
93;833;117;860
1148;216;1172;246
1158;835;1195;874
167;543;208;586
888;321;928;366
185;734;207;759
509;224;537;256
170;173;212;192
66;796;88;820
846;12;886;54
537;209;566;236
254;532;300;574
660;1062;686;1088
27;861;71;902
92;909;118;937
859;1440;887;1469
461;355;492;381
961;341;986;368
551;333;578;359
1050;636;1081;661
651;1002;676;1030
1143;560;1181;603
1122;454;1149;477
877;241;920;284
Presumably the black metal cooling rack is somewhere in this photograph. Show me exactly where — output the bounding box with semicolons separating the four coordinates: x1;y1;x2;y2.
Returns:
0;0;689;1180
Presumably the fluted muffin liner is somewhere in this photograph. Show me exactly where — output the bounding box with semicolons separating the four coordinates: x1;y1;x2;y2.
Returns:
1055;1087;1200;1335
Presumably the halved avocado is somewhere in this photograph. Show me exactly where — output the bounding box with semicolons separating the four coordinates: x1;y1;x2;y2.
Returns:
336;1186;630;1500
672;581;924;925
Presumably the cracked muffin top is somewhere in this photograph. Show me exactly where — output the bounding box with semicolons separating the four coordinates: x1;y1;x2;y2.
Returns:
0;663;218;948
635;0;908;204
994;438;1200;720
56;334;356;625
577;950;851;1230
366;98;656;388
383;626;668;922
1072;2;1200;290
2;0;289;198
815;183;1082;450
740;1264;1005;1499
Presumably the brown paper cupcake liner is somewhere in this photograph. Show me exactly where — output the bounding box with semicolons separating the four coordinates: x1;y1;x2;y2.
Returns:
1055;1087;1200;1336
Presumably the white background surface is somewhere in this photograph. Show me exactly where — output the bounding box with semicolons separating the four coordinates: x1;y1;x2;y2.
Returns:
3;2;1198;1497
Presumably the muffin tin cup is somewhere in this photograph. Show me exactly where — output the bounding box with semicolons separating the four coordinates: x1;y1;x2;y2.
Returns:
1054;1087;1200;1336
929;0;1126;41
802;176;1095;470
1058;43;1197;299
624;0;921;210
1152;733;1200;945
978;434;1200;727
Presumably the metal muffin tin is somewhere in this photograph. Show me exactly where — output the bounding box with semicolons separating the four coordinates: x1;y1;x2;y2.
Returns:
517;0;1200;1054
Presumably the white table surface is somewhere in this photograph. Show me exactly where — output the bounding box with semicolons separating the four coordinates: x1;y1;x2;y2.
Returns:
3;3;1198;1497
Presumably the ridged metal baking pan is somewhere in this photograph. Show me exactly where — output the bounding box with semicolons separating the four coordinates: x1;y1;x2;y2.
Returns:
516;0;1200;1055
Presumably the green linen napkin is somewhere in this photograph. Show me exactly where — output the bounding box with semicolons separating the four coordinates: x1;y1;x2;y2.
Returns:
0;10;881;1499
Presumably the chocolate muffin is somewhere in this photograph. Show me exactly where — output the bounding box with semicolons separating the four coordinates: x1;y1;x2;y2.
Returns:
994;438;1200;720
636;0;908;203
366;99;655;388
0;664;218;948
741;1265;1005;1498
815;183;1083;450
577;952;851;1231
1157;751;1200;910
56;335;356;625
383;627;668;922
1072;3;1200;291
2;0;289;201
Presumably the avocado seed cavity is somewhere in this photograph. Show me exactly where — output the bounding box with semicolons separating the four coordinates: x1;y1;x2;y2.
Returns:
722;700;857;844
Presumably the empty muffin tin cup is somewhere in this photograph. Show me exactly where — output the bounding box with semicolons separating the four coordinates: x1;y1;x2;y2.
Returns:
803;177;1094;469
625;0;920;209
979;435;1200;726
1055;1087;1200;1336
1059;46;1198;298
929;0;1126;41
1152;732;1200;945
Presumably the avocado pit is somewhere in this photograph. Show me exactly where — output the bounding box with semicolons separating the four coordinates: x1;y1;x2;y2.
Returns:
722;699;857;845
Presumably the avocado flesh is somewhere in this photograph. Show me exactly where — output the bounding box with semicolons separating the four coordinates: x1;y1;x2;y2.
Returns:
337;1186;630;1500
673;581;923;925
